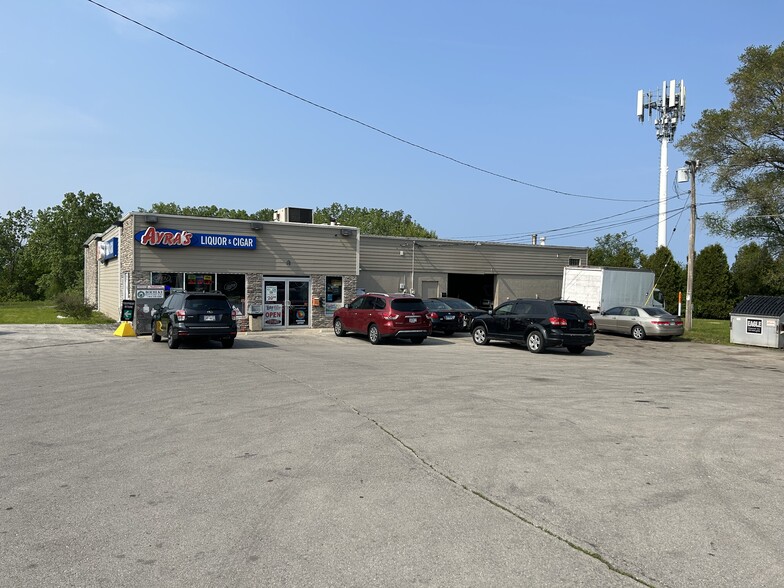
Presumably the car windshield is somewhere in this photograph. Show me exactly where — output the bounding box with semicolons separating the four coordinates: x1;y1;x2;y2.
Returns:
425;300;451;310
443;299;475;310
391;298;426;312
554;303;591;320
185;297;231;312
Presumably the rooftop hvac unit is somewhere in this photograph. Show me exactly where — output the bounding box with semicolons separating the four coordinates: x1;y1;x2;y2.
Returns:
274;207;313;223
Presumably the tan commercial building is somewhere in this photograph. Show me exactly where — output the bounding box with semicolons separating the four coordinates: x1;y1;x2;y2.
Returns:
85;210;587;332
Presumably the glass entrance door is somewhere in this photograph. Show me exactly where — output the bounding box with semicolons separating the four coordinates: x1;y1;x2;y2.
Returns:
262;278;311;328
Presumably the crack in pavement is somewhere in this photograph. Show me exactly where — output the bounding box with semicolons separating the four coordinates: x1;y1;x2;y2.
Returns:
248;357;659;587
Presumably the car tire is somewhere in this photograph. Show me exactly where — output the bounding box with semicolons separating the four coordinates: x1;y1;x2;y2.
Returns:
526;330;545;353
631;325;646;340
472;325;489;345
368;324;381;345
410;337;425;345
333;318;346;337
151;322;161;342
567;346;585;354
167;324;180;349
221;337;235;348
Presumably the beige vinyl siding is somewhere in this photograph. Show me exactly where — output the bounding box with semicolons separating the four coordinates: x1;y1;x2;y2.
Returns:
98;257;121;320
360;235;587;275
132;215;357;275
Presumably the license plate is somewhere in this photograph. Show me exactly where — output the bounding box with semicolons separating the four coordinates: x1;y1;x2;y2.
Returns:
444;314;455;320
408;317;418;323
204;315;216;321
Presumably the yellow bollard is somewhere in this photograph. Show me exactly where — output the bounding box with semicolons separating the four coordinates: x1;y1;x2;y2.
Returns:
114;321;137;337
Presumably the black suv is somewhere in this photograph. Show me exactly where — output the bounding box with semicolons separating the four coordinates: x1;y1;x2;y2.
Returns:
151;290;237;349
470;299;595;354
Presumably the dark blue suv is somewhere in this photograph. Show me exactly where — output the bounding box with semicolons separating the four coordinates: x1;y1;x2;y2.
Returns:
151;291;237;349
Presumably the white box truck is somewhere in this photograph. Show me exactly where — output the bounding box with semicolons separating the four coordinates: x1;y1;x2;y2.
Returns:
561;266;664;313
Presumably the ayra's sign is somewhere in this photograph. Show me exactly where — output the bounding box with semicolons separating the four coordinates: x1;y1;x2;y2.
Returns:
134;226;256;249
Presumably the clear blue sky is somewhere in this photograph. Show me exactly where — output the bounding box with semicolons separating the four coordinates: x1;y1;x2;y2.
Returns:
2;1;782;264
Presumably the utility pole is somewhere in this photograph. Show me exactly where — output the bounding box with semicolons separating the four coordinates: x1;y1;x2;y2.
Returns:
684;160;699;330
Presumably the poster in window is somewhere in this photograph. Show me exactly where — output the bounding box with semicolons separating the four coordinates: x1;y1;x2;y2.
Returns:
326;276;343;303
263;304;283;326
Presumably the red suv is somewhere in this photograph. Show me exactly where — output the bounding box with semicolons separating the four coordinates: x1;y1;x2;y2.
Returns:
333;293;432;344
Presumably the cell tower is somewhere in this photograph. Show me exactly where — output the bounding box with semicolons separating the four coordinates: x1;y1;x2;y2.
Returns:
637;80;686;248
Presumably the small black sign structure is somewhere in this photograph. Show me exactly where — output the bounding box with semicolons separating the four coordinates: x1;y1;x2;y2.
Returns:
121;299;135;322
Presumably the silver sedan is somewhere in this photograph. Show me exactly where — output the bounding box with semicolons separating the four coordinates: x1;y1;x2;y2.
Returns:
592;306;684;340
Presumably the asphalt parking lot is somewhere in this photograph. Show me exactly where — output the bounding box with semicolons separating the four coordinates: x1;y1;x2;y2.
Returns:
1;325;782;587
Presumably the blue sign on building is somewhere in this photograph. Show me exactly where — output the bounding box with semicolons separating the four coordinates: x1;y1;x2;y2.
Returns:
101;237;119;261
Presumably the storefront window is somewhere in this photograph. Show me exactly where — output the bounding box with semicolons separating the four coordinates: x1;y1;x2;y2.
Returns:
218;274;245;316
185;273;215;292
151;272;183;290
325;276;343;317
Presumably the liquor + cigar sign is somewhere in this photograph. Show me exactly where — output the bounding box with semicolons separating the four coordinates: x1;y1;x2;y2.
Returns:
134;226;256;249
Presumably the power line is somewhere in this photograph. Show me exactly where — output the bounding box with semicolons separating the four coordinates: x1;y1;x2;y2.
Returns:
86;0;657;204
453;197;726;244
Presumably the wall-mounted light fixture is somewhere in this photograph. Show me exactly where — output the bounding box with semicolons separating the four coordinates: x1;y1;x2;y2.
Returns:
340;228;352;237
250;222;263;231
145;215;158;224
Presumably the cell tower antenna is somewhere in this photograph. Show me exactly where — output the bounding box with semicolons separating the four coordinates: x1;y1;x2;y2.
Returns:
636;79;686;249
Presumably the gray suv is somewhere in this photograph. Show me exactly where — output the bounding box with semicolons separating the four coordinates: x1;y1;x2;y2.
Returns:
151;290;237;349
470;298;595;354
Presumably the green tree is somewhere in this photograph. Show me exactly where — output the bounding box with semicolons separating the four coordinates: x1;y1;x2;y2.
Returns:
142;202;274;221
26;191;122;298
587;231;643;267
313;203;436;238
0;207;36;300
677;43;784;263
731;242;782;297
694;244;735;318
641;246;684;311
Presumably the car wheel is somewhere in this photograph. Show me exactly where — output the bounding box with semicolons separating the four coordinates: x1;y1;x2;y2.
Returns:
631;325;646;340
410;337;425;345
151;322;161;342
221;337;235;348
567;346;585;354
472;325;489;345
167;324;180;349
526;330;545;353
368;324;381;345
333;318;346;337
